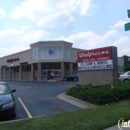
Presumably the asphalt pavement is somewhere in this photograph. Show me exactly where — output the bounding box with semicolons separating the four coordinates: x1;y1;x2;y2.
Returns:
0;80;80;122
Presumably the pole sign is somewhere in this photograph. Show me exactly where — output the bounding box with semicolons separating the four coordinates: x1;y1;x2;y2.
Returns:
78;47;113;71
128;9;130;18
125;22;130;31
124;9;130;31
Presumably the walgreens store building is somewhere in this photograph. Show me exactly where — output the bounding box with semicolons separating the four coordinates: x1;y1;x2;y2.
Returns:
0;41;85;81
0;40;124;81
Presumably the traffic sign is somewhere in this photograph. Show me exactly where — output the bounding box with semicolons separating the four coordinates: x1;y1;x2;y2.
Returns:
125;22;130;31
128;9;130;18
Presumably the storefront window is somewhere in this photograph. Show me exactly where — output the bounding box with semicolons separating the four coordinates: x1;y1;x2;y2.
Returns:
63;46;71;59
32;47;39;60
72;63;77;70
32;45;72;61
32;46;63;60
12;67;19;72
65;63;70;70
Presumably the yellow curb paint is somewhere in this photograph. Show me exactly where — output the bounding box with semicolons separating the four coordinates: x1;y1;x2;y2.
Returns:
18;97;32;118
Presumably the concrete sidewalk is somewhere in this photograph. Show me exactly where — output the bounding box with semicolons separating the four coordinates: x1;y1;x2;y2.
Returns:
104;125;119;130
57;92;97;108
104;125;130;130
42;79;61;82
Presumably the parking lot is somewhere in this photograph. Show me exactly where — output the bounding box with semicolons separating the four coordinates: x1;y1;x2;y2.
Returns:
0;80;80;122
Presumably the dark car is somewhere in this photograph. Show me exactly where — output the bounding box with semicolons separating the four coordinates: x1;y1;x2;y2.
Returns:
0;82;16;118
63;74;78;81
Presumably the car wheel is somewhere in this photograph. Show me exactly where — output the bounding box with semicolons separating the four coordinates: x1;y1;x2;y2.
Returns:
123;79;129;82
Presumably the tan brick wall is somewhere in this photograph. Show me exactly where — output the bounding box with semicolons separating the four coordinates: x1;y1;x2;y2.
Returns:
78;70;118;85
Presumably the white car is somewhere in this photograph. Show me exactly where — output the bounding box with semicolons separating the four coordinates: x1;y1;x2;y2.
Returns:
119;71;130;81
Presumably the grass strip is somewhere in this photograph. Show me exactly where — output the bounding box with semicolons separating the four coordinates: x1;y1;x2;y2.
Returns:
0;100;130;130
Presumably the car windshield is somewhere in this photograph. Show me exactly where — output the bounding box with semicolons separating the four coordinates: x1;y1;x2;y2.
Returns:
118;72;124;75
123;71;130;75
0;84;10;95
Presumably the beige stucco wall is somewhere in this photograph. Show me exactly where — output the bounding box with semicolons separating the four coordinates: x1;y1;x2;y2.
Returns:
71;48;86;63
30;40;73;47
22;72;31;80
11;72;19;80
3;68;9;79
0;49;31;67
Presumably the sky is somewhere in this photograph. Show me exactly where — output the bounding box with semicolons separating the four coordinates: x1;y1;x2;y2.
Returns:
0;0;130;57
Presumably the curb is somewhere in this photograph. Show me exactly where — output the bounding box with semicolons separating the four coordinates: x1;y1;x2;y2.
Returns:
57;92;97;109
1;80;62;82
104;125;119;130
42;80;62;82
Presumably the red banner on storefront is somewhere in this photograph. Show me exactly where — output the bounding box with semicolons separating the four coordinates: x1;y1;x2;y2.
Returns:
78;47;112;62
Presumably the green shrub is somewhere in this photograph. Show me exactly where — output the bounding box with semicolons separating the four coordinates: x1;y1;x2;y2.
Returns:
66;82;130;105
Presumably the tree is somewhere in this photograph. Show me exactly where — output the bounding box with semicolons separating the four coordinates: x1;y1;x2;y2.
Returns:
123;55;130;71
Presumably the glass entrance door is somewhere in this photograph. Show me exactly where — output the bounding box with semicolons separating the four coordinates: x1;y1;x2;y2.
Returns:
43;70;47;79
42;63;61;79
54;70;61;78
43;70;61;79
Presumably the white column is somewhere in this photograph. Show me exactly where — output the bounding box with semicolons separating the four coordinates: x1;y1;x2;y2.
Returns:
61;62;64;79
0;68;3;80
19;66;22;80
9;67;11;80
70;62;73;74
31;63;34;80
38;63;41;80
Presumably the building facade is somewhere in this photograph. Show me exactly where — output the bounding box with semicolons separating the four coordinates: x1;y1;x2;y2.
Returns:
0;41;85;80
0;40;124;81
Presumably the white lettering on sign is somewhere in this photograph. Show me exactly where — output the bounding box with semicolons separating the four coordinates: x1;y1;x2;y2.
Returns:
78;60;113;70
79;50;109;58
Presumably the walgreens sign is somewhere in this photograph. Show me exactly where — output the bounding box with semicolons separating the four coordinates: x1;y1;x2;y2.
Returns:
78;47;112;62
78;47;113;70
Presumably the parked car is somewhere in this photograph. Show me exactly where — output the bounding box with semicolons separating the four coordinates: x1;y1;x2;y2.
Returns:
119;71;130;81
63;74;78;81
0;82;16;118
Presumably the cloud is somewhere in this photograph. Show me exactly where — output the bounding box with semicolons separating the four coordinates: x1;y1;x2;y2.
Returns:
0;28;49;48
0;8;5;18
37;11;74;27
56;29;130;56
103;30;118;39
56;29;118;49
112;37;130;46
11;0;95;27
0;27;129;57
119;48;130;57
109;20;127;28
112;37;130;56
0;45;28;57
19;25;30;30
79;0;95;15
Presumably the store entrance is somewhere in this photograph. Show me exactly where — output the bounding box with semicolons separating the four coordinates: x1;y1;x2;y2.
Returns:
42;63;61;80
43;70;61;79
